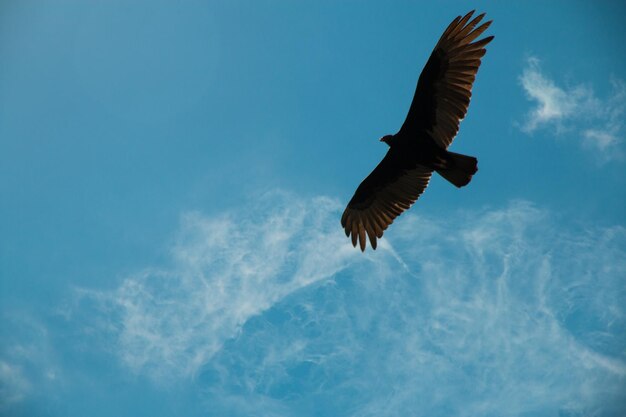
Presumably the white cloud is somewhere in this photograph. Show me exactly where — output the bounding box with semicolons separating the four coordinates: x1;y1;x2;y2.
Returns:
519;57;589;132
0;314;61;412
0;360;30;407
583;128;620;152
77;194;626;416
519;57;626;160
358;202;626;417
77;191;361;380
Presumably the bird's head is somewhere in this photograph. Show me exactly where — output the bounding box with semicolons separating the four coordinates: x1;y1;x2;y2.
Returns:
380;134;393;146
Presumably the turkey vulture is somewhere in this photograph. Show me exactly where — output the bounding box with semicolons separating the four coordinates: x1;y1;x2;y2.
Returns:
341;10;493;251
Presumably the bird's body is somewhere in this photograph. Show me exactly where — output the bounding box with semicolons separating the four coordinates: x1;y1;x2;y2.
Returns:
383;134;444;165
342;11;493;251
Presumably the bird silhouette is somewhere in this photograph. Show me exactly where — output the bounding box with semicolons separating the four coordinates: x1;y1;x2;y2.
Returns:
342;10;494;251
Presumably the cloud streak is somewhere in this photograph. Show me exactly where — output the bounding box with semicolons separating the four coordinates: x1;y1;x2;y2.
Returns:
0;313;61;413
519;56;626;160
0;360;30;407
77;191;360;380
76;193;626;416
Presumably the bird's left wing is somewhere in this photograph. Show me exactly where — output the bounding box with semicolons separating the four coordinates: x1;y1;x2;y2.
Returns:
398;10;493;148
341;150;432;251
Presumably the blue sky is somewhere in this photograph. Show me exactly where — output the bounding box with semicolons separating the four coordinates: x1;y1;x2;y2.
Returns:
1;1;625;416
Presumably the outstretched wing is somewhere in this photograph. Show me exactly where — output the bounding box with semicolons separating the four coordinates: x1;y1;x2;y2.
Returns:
399;10;494;148
341;149;432;251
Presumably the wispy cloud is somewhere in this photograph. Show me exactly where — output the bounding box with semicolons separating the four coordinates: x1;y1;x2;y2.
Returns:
76;191;360;380
0;313;61;412
75;193;626;416
0;360;30;407
519;56;626;160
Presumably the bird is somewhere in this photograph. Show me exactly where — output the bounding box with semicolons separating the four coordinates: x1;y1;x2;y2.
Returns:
341;10;494;251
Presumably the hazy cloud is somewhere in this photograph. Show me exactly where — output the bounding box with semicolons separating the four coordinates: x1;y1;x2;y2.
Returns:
0;314;61;412
77;193;626;416
77;191;360;380
0;360;30;407
519;56;625;160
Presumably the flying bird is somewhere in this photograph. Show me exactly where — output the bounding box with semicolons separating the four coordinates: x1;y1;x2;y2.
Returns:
341;10;494;251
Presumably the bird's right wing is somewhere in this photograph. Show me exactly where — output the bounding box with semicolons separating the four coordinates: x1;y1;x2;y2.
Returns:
398;10;493;148
341;150;432;251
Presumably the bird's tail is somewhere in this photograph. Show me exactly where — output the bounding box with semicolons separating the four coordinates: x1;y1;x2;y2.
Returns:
436;151;478;188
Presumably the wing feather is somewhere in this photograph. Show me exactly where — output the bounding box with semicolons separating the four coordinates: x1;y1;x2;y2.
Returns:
341;149;433;251
398;11;494;148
